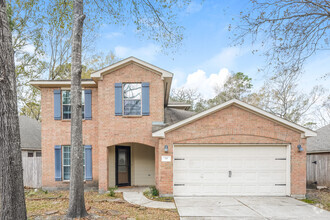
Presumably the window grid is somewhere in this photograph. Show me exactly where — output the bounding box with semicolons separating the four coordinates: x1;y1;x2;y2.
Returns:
123;83;142;116
62;145;85;181
61;90;85;120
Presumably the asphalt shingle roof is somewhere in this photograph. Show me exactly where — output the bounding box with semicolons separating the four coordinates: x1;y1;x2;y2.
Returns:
19;115;41;150
307;124;330;153
152;107;196;132
164;107;196;125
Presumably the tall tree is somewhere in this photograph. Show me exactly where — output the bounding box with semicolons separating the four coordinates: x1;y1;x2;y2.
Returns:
170;88;206;111
231;0;330;74
7;0;97;120
66;0;87;218
66;0;194;217
255;71;325;127
54;51;118;80
0;0;27;218
208;72;253;106
311;95;330;128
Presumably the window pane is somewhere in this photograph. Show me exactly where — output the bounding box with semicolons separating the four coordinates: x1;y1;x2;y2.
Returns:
63;166;70;180
123;84;141;99
62;91;85;119
62;146;86;181
63;105;71;119
124;100;141;115
36;151;41;157
28;152;34;157
62;91;71;104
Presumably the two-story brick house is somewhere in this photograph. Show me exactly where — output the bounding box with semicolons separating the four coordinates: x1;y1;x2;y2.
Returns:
31;57;316;198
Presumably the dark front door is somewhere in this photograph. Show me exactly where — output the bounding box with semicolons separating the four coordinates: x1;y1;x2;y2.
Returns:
116;146;131;186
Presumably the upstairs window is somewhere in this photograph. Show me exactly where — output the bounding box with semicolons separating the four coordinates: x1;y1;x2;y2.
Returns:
123;83;142;115
62;90;85;119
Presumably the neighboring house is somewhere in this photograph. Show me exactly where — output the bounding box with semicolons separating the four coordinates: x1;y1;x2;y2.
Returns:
307;124;330;188
19;115;42;188
30;57;316;198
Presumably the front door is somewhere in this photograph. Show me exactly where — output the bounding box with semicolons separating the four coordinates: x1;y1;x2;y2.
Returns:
116;146;131;186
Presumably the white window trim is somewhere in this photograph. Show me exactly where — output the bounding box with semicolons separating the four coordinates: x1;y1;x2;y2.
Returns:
62;145;86;181
122;83;142;116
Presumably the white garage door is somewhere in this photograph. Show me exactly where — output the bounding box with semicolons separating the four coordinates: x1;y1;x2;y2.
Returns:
173;145;290;196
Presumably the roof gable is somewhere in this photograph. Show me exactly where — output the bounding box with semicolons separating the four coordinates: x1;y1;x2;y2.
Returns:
19;116;41;150
90;56;173;80
152;99;317;138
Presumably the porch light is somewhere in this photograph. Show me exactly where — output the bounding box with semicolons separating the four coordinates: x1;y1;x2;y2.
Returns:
297;144;303;152
164;145;168;153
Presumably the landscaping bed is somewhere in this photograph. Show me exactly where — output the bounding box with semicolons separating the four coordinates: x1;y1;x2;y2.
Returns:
143;187;174;202
25;189;179;219
302;188;330;211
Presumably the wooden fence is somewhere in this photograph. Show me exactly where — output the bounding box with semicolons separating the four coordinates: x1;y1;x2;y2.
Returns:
307;153;330;188
22;156;42;188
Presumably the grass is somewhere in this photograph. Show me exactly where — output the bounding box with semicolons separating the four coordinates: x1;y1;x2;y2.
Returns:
25;189;179;219
300;199;316;204
143;187;174;203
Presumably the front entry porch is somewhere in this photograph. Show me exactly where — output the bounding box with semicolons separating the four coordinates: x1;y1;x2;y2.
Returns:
107;143;155;188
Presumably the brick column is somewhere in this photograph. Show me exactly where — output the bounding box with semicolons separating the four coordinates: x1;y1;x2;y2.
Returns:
98;145;108;193
157;139;174;196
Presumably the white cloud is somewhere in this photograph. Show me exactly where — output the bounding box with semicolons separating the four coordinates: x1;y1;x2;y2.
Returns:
114;44;160;61
21;44;36;54
176;68;230;99
105;32;123;39
203;47;242;70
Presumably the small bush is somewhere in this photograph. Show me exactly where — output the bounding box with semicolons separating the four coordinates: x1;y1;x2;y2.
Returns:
108;186;118;197
150;186;159;197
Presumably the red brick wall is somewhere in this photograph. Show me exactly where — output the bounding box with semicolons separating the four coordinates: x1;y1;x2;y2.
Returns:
41;63;163;191
41;87;99;189
156;105;307;196
96;63;163;191
40;63;307;196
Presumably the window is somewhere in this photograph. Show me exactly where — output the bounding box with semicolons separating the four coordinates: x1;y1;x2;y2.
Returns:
28;152;34;157
62;145;85;181
62;90;85;120
36;151;42;157
123;83;141;115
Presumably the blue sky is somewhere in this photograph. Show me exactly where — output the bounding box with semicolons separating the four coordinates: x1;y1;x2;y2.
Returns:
93;0;329;99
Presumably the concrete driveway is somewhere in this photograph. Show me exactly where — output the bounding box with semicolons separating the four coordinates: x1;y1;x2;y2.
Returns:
174;197;330;219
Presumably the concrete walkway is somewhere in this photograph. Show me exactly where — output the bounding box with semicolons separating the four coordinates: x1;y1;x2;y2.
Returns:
116;187;176;209
175;196;330;219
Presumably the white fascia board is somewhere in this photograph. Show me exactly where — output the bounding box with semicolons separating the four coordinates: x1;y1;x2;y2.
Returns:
152;99;317;138
90;56;173;79
30;80;96;89
168;104;191;107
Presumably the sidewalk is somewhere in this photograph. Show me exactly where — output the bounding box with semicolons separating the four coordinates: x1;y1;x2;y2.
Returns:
123;191;176;209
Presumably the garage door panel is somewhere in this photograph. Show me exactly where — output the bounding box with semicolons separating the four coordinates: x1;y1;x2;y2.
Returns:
173;145;289;196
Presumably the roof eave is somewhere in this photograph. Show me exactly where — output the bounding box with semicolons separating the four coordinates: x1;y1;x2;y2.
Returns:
30;80;97;89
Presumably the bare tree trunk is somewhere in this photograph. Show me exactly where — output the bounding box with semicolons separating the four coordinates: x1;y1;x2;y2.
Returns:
0;0;27;219
66;0;87;218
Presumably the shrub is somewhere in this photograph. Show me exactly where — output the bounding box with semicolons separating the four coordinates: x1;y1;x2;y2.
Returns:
150;186;159;197
107;186;118;197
